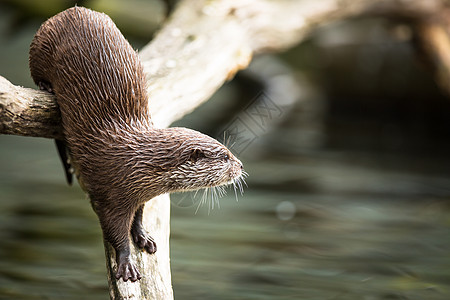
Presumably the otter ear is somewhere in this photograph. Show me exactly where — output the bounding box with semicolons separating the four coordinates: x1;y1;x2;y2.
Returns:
190;149;205;162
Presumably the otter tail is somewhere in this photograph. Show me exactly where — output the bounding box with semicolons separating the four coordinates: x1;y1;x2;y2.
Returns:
55;139;73;185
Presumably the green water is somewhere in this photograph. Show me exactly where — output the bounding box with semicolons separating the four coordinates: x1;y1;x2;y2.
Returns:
170;150;450;299
1;134;449;299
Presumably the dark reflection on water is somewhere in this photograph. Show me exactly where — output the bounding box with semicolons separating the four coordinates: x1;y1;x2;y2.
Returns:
170;152;450;300
0;137;108;299
1;110;450;300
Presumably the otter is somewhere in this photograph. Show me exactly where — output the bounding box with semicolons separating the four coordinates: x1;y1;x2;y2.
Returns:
29;6;244;282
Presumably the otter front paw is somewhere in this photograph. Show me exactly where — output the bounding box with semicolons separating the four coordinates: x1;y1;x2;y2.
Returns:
38;81;53;93
131;227;157;254
116;259;141;282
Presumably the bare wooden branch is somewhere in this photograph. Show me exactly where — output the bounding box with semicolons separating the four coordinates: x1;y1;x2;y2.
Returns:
1;0;444;133
0;76;62;139
105;195;173;300
1;0;449;299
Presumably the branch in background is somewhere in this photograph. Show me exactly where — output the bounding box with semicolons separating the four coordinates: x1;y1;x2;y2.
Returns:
0;0;449;299
415;8;450;95
0;0;444;134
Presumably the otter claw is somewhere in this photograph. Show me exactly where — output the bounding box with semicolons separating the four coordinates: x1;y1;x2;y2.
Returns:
116;260;141;282
38;81;53;93
132;228;157;254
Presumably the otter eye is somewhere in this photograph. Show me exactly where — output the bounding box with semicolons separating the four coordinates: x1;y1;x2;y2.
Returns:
190;149;205;162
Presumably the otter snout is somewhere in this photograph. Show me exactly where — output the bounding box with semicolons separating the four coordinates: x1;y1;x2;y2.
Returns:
160;127;246;192
228;156;244;181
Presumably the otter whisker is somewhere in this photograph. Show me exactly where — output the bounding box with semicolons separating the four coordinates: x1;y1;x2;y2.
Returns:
193;188;200;199
227;132;232;149
209;187;214;212
223;131;233;149
238;180;244;195
175;192;190;206
190;189;203;206
232;179;239;202
240;171;249;188
203;188;209;212
215;187;222;208
233;175;244;196
195;188;208;214
193;181;239;213
241;176;248;188
217;185;227;198
215;186;221;210
238;177;244;195
222;131;229;148
210;186;219;212
231;173;247;201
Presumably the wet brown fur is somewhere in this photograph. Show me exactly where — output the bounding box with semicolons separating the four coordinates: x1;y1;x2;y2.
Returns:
29;6;242;281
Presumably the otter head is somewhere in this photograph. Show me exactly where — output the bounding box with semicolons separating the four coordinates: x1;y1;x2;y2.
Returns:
146;127;244;194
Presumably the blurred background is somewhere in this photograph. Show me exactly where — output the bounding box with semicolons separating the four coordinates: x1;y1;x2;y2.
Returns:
1;0;450;299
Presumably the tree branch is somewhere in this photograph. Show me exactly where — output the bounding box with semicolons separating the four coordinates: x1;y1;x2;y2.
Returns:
105;194;173;300
0;0;448;299
0;76;62;139
0;0;443;133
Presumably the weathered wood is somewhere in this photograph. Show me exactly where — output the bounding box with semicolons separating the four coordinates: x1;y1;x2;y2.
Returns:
0;0;443;135
0;76;62;139
1;0;449;299
105;194;172;300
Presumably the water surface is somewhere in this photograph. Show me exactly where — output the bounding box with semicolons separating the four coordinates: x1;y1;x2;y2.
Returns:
1;134;449;299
